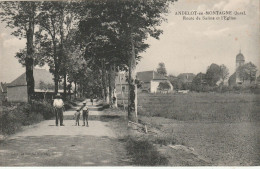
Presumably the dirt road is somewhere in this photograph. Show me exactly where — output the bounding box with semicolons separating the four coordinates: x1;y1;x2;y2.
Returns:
0;100;130;166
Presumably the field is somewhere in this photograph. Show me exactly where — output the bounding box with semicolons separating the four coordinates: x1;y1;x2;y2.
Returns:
138;93;260;122
137;93;260;165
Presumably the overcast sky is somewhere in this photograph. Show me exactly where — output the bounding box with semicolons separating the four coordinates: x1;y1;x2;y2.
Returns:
136;0;260;76
0;0;259;83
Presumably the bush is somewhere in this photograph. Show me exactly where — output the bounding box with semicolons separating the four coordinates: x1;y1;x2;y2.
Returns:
103;104;110;109
31;101;54;120
0;101;54;135
0;111;22;135
219;85;232;93
64;102;72;110
126;136;169;166
73;98;85;102
68;101;77;107
233;85;243;91
250;84;260;94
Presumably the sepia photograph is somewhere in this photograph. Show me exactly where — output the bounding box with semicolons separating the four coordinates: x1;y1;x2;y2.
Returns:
0;0;259;167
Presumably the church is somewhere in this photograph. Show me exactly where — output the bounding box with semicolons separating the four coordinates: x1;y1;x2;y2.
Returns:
235;50;245;84
228;50;256;87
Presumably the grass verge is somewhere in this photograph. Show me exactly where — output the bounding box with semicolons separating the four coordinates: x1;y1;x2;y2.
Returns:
103;108;175;166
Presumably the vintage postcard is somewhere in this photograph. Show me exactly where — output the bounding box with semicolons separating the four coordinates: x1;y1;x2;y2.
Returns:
0;0;259;167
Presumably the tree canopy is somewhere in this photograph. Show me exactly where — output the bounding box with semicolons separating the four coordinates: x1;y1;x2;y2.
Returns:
0;0;178;120
205;63;221;86
219;64;229;83
157;62;167;76
158;81;171;91
237;62;258;83
0;1;39;102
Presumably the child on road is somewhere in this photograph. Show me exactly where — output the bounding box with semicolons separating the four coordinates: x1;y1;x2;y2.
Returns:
74;109;81;126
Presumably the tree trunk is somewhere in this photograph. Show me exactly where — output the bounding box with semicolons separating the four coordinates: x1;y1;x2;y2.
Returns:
60;7;66;100
119;72;126;111
54;59;59;94
25;4;35;103
81;82;84;98
25;57;34;103
113;88;118;108
52;34;59;94
108;65;112;106
69;82;72;100
101;60;109;103
102;88;105;100
74;81;77;98
112;64;117;108
63;73;67;100
128;33;138;122
105;67;110;104
106;86;109;104
78;83;81;98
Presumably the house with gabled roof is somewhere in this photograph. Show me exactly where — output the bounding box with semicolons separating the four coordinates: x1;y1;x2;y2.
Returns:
7;69;67;102
115;71;173;96
137;71;173;93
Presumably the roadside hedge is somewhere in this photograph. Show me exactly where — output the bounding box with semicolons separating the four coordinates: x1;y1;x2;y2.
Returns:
0;101;54;135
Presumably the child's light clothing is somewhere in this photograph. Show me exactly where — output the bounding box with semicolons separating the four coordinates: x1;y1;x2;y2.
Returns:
82;106;89;127
74;111;81;126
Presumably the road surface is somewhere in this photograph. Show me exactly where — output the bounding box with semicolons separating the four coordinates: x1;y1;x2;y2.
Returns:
0;99;130;166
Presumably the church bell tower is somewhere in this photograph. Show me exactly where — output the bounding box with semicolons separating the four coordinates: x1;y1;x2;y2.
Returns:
235;50;245;84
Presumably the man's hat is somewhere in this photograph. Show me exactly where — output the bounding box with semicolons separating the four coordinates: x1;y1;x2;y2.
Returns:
83;102;86;105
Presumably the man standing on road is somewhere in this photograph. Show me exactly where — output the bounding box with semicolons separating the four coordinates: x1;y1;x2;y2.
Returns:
82;102;89;127
53;93;65;126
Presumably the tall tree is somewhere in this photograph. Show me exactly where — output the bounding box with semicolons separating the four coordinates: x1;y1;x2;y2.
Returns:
59;2;76;99
157;62;167;76
191;72;206;92
168;75;182;91
219;64;229;83
237;62;258;83
107;0;175;122
37;1;73;95
75;0;177;122
37;1;61;94
0;2;39;103
205;63;221;86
